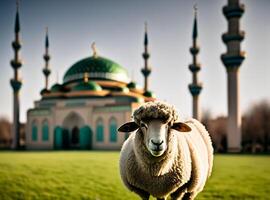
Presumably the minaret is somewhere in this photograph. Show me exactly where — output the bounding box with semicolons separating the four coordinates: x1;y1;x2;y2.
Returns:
188;5;202;121
141;22;151;92
221;0;245;152
10;1;22;149
43;27;51;91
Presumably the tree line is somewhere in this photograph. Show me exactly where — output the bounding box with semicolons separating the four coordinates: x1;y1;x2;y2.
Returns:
202;100;270;153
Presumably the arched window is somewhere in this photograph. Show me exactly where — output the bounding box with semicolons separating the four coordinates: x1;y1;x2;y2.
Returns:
96;118;104;142
31;121;38;141
109;118;117;142
42;120;49;141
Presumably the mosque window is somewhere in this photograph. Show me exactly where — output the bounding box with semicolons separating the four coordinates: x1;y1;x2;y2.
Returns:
109;118;117;142
96;118;104;142
31;121;38;141
42;120;49;141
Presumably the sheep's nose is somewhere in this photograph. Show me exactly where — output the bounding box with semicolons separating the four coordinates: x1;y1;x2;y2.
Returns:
150;139;164;147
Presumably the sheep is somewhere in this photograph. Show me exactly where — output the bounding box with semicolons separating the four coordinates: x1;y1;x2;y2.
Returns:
118;101;213;200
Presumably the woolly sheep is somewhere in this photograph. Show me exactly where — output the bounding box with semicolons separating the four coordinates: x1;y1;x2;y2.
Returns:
118;101;213;200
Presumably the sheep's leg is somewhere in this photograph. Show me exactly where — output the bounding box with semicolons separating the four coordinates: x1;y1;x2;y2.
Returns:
171;193;185;200
170;184;188;200
131;186;150;200
182;192;196;200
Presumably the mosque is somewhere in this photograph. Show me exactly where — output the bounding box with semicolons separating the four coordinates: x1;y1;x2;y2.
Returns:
10;0;245;152
25;32;155;150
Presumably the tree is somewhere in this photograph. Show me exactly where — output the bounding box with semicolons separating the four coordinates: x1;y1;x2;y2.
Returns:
0;118;12;148
242;100;270;153
202;109;227;152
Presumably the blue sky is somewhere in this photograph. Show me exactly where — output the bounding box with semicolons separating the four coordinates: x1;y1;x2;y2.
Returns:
0;0;269;122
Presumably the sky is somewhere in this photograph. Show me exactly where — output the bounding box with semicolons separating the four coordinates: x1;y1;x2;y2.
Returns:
0;0;269;122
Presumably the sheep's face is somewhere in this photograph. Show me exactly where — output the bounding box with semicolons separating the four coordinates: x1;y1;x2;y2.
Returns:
140;119;168;157
118;119;192;157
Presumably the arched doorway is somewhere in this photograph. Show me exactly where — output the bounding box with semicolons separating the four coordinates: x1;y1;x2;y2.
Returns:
54;127;70;150
60;112;93;150
80;126;93;150
71;126;80;149
62;112;84;149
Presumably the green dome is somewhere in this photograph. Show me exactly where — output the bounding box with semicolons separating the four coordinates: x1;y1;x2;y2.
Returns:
73;81;102;91
127;81;139;89
51;83;62;92
143;90;156;98
63;56;130;83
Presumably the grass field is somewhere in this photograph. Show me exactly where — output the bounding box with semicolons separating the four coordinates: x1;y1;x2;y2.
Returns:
0;152;269;200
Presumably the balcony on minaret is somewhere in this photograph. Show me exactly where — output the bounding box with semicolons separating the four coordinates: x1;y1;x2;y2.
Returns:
223;3;245;19
142;52;150;60
222;31;245;43
43;54;50;62
221;52;245;70
189;63;201;73
10;59;22;69
189;46;199;55
189;83;203;96
10;78;22;92
141;68;151;77
12;40;21;51
43;68;51;77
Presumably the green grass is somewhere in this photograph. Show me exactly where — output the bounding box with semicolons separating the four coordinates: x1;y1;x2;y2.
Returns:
0;152;269;200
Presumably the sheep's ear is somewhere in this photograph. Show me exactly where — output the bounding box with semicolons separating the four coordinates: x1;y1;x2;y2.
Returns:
171;122;192;132
118;122;139;133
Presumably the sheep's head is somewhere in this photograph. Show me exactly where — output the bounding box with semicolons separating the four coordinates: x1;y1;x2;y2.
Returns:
118;101;191;157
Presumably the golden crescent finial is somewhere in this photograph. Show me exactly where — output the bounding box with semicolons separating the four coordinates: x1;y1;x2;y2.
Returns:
91;42;98;58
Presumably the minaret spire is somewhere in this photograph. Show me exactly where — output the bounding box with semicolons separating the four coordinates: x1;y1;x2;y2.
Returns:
188;4;203;121
15;0;20;33
144;22;148;46
141;22;151;92
221;0;245;152
43;27;51;91
10;0;22;149
192;4;198;40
